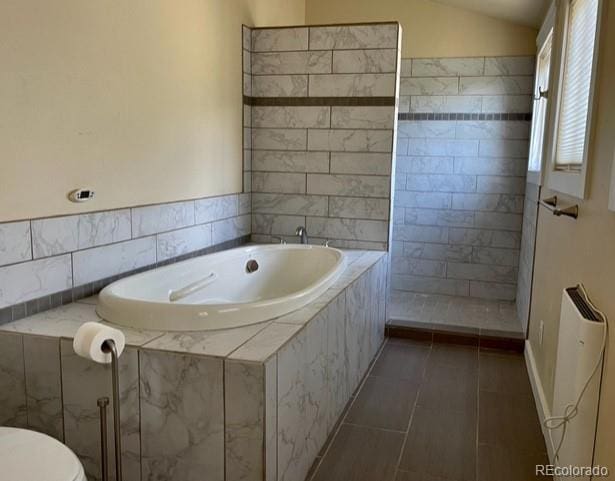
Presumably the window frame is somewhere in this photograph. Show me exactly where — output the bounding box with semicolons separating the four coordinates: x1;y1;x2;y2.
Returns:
526;4;555;186
545;0;603;199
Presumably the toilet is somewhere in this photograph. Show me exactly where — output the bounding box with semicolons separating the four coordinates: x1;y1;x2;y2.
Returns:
0;427;86;481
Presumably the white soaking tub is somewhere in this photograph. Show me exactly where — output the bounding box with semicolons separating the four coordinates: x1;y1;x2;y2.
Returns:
96;244;346;331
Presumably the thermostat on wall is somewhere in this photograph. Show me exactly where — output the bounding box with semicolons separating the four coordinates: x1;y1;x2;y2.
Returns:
68;188;95;203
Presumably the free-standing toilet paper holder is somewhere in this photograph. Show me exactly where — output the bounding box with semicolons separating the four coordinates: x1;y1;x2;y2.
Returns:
96;339;123;481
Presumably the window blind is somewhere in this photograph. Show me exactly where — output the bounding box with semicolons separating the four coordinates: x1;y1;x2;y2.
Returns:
555;0;599;167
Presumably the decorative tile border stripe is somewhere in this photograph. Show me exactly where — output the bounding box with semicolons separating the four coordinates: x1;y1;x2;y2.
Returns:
0;236;250;326
398;112;532;121
244;95;396;107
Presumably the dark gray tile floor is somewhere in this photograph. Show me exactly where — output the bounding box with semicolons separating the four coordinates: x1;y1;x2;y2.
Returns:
309;338;551;481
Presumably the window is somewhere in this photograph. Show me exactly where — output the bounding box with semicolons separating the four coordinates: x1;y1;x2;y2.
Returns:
547;0;602;198
527;31;553;176
555;0;599;168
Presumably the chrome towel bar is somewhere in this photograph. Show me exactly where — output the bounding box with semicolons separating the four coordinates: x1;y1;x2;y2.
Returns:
538;195;579;219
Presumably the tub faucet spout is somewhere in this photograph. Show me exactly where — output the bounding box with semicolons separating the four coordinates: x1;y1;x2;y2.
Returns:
296;226;308;244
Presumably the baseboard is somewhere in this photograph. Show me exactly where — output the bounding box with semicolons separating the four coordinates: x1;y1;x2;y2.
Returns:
524;340;556;462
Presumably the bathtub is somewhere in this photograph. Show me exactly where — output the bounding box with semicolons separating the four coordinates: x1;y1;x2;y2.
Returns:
96;244;346;331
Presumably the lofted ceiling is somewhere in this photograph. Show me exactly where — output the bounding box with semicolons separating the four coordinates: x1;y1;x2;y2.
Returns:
432;0;550;28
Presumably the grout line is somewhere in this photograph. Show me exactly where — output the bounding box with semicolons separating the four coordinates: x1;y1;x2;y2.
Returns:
136;349;143;481
272;354;279;481
476;344;481;480
70;252;75;288
129;206;134;240
29;220;34;260
342;421;408;434
222;357;227;481
58;338;66;442
393;339;433;475
19;335;29;429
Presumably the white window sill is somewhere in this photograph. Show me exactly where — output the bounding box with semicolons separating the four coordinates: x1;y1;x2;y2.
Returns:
547;167;589;199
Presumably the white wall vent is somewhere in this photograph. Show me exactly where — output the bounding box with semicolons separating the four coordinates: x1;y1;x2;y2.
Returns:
550;286;605;477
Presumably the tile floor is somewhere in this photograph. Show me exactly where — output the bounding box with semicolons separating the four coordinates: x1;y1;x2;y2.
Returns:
308;338;551;481
388;290;524;338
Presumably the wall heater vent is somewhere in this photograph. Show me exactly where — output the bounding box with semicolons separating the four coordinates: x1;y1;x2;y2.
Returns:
566;287;600;321
551;287;605;478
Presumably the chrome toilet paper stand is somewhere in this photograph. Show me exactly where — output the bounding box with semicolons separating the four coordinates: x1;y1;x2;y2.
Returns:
96;339;123;481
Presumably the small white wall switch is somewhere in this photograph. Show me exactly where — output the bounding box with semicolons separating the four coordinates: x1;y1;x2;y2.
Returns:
539;320;545;346
68;189;95;203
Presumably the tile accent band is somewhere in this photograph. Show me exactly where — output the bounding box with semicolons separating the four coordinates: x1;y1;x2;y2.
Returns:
398;112;532;121
244;97;531;120
244;96;396;107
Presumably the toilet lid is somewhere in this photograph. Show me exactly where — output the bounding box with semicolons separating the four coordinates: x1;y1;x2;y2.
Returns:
0;427;86;481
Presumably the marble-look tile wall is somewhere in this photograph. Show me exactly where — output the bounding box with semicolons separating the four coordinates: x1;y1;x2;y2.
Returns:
0;250;387;481
226;254;388;481
393;56;534;300
24;336;64;440
0;333;65;442
0;192;251;321
243;25;253;196
246;23;400;250
516;181;540;330
140;350;225;481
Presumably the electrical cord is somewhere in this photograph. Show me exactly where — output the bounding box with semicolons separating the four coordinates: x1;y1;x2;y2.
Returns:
542;283;608;463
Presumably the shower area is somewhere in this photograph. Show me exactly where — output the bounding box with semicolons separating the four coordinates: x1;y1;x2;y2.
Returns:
239;19;538;341
388;55;537;340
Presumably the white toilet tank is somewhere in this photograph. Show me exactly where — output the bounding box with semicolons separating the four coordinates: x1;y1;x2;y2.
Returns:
0;427;86;481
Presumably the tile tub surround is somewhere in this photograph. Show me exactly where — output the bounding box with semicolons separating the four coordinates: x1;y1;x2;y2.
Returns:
0;250;387;481
392;56;534;301
0;192;251;322
245;23;401;251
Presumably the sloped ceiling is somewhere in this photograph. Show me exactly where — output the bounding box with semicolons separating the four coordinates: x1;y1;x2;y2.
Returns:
432;0;550;27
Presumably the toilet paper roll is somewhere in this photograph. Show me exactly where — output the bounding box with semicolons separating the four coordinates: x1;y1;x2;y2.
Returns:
73;322;126;364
